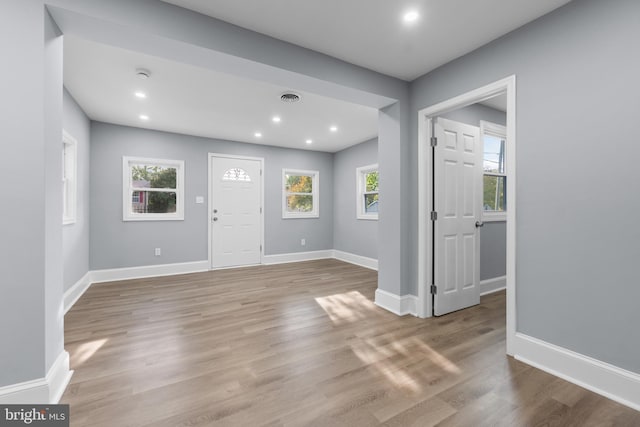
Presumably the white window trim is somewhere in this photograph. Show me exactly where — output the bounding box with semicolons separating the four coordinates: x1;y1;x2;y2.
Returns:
62;130;77;225
282;168;319;219
122;156;185;221
480;121;507;222
356;163;379;220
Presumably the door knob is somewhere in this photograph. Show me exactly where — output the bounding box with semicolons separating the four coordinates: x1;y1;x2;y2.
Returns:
213;209;218;213
475;221;484;228
213;217;218;222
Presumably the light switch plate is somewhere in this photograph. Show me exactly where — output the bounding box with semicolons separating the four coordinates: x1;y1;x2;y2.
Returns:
195;196;204;204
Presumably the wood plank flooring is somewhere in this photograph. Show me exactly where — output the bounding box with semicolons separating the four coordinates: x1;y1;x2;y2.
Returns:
62;259;640;426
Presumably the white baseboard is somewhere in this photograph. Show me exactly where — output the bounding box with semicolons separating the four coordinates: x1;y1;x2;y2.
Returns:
262;250;334;265
333;250;378;270
64;271;92;314
0;351;72;404
48;351;73;404
374;289;418;316
480;275;506;296
514;333;640;411
91;260;209;283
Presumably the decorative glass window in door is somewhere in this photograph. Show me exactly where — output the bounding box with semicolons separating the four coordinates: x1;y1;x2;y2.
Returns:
222;168;251;182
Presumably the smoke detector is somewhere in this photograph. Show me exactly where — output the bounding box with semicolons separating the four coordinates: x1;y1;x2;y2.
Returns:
280;92;301;103
136;68;151;79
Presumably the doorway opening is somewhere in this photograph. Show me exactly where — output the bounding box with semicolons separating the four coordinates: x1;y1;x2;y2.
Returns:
417;76;516;355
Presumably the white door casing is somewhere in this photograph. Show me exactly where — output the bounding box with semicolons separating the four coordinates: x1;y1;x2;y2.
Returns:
417;75;516;354
209;155;263;269
433;117;482;316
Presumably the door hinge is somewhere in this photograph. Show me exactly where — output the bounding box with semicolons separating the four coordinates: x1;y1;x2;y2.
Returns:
430;211;438;221
430;136;438;147
260;169;263;176
260;244;262;252
260;207;263;214
430;285;437;295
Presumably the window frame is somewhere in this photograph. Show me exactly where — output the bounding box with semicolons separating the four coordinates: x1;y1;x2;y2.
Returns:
62;130;77;225
356;163;379;220
122;156;185;221
480;121;507;222
282;168;319;219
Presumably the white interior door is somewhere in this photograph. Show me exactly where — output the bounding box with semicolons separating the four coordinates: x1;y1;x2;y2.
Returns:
433;117;482;316
210;156;262;269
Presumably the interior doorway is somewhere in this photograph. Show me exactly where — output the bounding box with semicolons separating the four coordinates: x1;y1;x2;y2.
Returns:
417;76;516;355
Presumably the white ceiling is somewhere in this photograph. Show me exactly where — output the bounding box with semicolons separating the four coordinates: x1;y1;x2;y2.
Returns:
162;0;572;81
63;36;379;153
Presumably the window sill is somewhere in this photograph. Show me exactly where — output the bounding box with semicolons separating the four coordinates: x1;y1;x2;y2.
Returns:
482;214;506;222
357;215;378;221
123;215;184;222
282;214;319;219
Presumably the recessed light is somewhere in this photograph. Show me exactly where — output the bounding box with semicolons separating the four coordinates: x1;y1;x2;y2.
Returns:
254;132;262;138
134;91;147;99
306;139;313;144
403;11;419;23
139;114;149;121
330;126;338;132
272;116;281;123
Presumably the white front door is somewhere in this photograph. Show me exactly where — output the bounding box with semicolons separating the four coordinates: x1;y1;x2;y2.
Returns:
210;155;262;269
433;117;482;316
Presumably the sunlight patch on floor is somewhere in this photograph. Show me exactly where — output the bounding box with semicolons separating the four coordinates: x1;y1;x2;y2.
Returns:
350;338;422;393
70;338;108;366
412;337;461;374
315;291;377;325
312;290;462;393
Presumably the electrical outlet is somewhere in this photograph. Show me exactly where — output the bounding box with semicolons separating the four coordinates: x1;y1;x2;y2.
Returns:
155;248;161;256
301;238;306;246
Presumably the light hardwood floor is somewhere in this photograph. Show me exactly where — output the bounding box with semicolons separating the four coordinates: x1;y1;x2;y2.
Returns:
62;259;640;426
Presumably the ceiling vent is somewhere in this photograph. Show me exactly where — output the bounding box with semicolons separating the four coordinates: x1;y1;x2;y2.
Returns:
136;68;151;79
280;92;301;103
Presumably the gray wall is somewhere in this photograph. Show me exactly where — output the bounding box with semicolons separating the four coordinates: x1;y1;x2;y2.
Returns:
62;88;90;291
333;138;378;259
44;13;65;372
480;222;506;280
90;122;334;270
410;0;640;372
0;1;65;388
442;103;507;281
379;99;413;296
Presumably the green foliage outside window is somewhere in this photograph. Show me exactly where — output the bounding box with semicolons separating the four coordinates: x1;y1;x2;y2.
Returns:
483;175;505;212
286;174;313;212
364;171;379;212
131;165;177;213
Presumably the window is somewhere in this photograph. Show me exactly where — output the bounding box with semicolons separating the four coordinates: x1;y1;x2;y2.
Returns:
282;169;319;218
222;168;251;182
123;156;184;221
480;121;507;221
62;130;77;225
356;164;379;220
